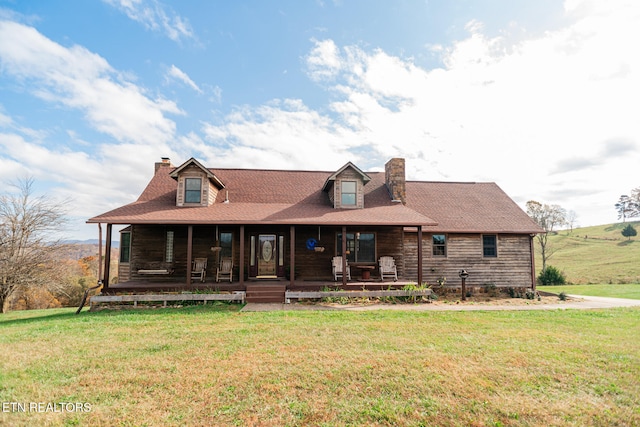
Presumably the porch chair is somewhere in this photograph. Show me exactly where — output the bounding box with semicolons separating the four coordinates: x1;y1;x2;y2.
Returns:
191;258;208;283
378;256;398;282
216;257;233;282
332;256;351;281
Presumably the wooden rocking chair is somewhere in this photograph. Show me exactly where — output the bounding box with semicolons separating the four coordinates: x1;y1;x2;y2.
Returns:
332;256;351;281
191;258;208;283
378;256;398;281
216;257;233;282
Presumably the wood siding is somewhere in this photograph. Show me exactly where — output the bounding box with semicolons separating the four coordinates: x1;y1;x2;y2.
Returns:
334;169;365;209
125;224;406;282
404;232;533;288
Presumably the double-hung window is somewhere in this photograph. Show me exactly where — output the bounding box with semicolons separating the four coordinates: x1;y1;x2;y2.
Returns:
432;234;446;256
184;178;202;204
483;235;497;257
341;181;357;206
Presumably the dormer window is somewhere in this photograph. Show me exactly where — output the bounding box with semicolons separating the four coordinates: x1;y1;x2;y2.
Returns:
185;178;202;203
170;158;225;207
341;181;357;206
322;162;371;209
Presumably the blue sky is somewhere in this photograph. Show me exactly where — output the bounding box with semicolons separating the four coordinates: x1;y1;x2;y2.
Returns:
0;0;638;240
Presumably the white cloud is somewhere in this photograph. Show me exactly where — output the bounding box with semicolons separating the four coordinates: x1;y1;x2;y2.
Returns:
102;0;195;42
201;0;640;227
0;20;181;145
166;64;202;93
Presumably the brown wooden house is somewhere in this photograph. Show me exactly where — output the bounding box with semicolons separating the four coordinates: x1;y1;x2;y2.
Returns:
87;157;542;302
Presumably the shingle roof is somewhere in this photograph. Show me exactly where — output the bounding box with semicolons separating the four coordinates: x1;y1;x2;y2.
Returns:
88;165;542;233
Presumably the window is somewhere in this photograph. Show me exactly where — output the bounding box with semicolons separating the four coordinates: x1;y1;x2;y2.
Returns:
184;178;202;203
341;181;357;206
432;234;446;256
165;230;174;263
120;231;131;263
220;232;233;260
337;232;375;262
483;235;497;257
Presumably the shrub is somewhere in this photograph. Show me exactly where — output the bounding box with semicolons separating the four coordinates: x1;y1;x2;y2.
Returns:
538;266;566;285
558;291;567;301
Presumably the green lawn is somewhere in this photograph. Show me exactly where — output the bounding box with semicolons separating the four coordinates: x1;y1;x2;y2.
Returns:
2;304;640;426
542;284;640;300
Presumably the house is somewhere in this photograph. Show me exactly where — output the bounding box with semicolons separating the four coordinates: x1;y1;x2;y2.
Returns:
87;157;542;302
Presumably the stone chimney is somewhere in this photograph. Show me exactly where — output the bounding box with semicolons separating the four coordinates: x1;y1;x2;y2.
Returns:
385;158;406;204
155;157;172;173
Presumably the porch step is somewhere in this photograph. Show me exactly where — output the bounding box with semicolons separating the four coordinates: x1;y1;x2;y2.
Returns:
246;284;286;303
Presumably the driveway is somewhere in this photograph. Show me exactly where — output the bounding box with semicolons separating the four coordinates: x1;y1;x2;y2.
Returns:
241;295;640;312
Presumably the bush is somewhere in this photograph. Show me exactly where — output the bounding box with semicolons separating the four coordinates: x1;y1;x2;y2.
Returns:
538;266;566;285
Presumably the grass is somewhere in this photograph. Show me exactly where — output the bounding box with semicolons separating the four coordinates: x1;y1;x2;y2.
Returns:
2;304;640;426
535;221;640;284
542;284;640;300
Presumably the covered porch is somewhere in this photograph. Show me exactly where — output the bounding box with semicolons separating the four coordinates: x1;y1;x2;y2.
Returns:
95;222;427;302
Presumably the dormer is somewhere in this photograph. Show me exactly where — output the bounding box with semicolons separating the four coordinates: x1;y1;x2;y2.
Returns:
322;162;371;209
169;158;225;207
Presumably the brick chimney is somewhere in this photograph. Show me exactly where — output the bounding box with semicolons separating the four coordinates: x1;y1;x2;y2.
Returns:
385;158;406;204
155;157;172;173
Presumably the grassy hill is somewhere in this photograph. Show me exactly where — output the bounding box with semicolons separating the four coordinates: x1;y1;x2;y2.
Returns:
534;220;640;284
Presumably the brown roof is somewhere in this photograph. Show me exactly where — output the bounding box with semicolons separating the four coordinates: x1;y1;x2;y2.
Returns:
88;165;541;233
407;181;542;233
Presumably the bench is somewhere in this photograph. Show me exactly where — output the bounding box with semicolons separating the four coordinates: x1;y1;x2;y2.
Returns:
137;269;174;276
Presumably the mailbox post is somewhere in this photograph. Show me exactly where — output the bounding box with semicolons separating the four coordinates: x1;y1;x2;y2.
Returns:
459;269;469;301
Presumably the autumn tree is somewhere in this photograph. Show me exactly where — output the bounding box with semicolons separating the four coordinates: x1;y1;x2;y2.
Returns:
0;178;68;313
526;200;567;272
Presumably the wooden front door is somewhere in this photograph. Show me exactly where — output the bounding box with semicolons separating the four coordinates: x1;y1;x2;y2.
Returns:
249;233;285;278
257;234;277;278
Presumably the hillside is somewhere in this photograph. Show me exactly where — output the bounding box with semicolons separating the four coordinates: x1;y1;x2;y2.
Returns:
534;220;640;284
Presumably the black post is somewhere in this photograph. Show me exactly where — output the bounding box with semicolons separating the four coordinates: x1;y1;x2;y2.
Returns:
459;269;469;301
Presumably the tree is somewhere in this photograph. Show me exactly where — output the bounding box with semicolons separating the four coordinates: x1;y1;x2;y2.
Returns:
630;187;640;218
615;194;637;222
526;200;567;272
0;178;68;313
621;224;637;241
566;210;578;232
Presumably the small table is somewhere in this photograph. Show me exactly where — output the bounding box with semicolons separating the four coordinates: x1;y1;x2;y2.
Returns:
354;265;375;280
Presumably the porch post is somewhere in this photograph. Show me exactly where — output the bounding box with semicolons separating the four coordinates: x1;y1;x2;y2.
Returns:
186;225;193;286
417;226;423;285
98;223;103;285
103;223;112;290
530;234;536;291
290;226;295;287
239;226;245;286
342;226;347;287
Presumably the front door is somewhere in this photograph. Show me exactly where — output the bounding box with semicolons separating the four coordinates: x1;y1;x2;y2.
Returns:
257;234;277;278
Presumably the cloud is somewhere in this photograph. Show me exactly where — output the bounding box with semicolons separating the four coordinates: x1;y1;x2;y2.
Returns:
200;0;640;229
166;64;202;93
102;0;195;42
0;20;181;145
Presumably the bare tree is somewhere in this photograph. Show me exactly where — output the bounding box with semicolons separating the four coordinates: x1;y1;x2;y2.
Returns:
615;194;637;222
566;210;578;232
526;200;567;272
630;187;640;218
0;178;68;313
